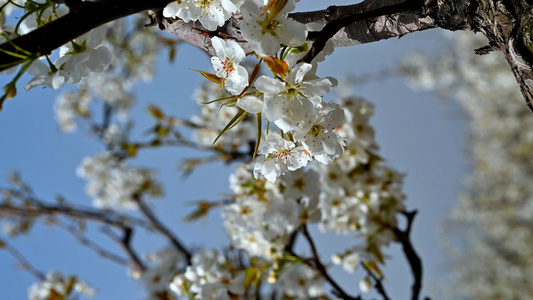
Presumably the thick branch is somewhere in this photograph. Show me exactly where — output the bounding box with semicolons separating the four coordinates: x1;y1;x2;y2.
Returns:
0;0;173;71
302;0;427;63
164;0;436;58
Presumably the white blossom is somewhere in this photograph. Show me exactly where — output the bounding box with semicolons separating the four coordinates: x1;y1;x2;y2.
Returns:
256;62;333;132
163;0;237;31
240;0;306;56
293;102;345;163
210;36;248;95
28;271;95;300
253;133;311;182
25;26;112;91
77;152;162;210
169;250;244;299
276;264;325;299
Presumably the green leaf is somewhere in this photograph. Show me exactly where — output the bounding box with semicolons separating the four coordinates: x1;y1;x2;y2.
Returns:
183;201;212;222
123;144;138;157
253;113;262;162
213;109;247;145
148;104;165;120
202;94;238;105
243;267;260;290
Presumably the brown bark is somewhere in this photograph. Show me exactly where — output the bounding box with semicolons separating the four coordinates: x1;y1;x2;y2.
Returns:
468;0;533;113
2;0;533;112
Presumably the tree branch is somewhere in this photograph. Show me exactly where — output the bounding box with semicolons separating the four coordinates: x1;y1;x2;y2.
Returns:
103;226;145;271
300;224;361;300
1;239;46;280
0;201;149;229
133;195;192;263
362;262;391;300
57;220;129;266
302;0;427;63
164;0;436;59
0;0;173;71
393;210;423;300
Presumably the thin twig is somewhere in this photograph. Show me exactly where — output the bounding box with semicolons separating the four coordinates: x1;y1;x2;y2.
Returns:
134;195;192;263
103;227;145;271
300;224;361;300
362;262;391;300
1;239;46;280
57;220;129;266
0;190;151;229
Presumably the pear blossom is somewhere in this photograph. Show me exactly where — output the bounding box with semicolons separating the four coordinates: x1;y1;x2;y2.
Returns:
240;0;306;56
139;247;186;298
76;152;162;210
59;25;112;76
256;62;334;132
359;277;372;293
236;95;263;113
222;194;301;258
24;26;112;91
169;250;245;299
28;271;95;300
18;4;69;35
276;264;325;299
210;36;248;95
294;102;345;163
54;90;91;132
253;133;311;182
163;0;238;31
0;0;25;17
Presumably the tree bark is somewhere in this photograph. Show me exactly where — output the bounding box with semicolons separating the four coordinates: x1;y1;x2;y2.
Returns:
2;0;533;112
468;0;533;113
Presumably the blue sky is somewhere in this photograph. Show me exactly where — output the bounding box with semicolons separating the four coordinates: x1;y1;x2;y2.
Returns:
0;6;467;300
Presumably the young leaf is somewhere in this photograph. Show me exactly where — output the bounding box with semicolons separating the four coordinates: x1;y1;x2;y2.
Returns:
253;113;262;162
259;56;288;79
213;109;247;145
243;267;260;290
192;69;223;85
147;104;165;120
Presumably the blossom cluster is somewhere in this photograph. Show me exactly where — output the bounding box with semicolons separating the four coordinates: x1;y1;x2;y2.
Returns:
28;271;94;300
170;0;346;183
136;247;187;298
25;24;112;91
169;249;245;300
220;97;405;261
76;151;162;210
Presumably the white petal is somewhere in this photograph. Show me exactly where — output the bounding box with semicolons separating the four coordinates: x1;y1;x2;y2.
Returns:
237;95;262;113
86;25;107;48
255;76;283;94
211;36;226;58
278;18;307;47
